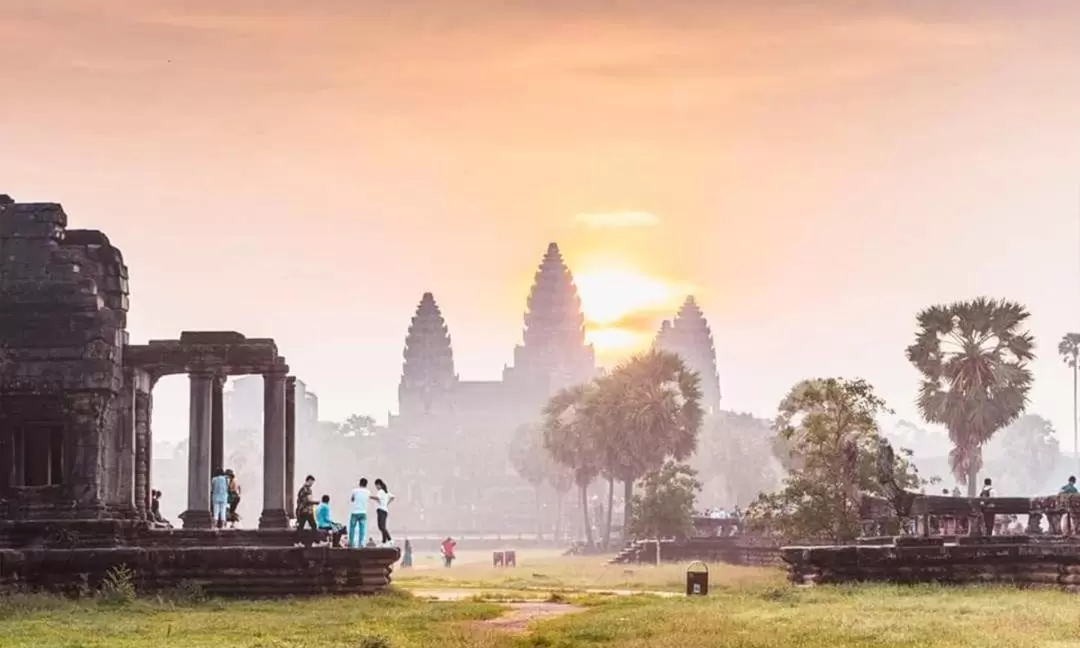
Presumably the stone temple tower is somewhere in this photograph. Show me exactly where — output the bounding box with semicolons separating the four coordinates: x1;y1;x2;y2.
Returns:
398;292;458;418
654;296;722;414
505;243;595;396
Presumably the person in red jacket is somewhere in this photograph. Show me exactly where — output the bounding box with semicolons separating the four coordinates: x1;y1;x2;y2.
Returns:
440;537;457;568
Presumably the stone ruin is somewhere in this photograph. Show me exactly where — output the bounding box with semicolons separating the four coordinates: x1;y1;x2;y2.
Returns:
781;440;1080;591
0;196;399;596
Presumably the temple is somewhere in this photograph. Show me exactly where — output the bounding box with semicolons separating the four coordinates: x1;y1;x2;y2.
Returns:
0;195;398;596
387;243;596;531
653;296;723;414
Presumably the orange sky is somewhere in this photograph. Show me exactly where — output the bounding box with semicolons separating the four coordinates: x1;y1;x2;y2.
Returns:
5;1;1080;448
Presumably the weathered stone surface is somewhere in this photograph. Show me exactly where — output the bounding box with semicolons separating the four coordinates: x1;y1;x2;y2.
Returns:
0;196;396;597
0;546;401;598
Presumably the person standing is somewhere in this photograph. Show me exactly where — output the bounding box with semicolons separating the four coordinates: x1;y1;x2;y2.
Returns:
210;468;229;530
440;536;457;567
373;478;395;546
349;478;371;548
226;469;241;528
401;539;413;568
296;475;317;532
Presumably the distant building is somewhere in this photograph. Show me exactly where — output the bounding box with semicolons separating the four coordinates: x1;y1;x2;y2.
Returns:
226;376;319;436
653;296;722;415
387;243;597;531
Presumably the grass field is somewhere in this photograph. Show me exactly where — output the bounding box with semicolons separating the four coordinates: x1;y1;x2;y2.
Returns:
7;556;1080;647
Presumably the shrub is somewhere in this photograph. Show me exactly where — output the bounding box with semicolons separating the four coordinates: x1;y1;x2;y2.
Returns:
98;565;135;606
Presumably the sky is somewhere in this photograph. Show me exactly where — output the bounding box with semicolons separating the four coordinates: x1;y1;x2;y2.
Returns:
4;0;1080;449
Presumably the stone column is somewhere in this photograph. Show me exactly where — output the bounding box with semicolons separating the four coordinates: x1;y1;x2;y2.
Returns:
210;375;225;473
116;369;137;516
182;372;213;529
259;370;288;529
134;387;152;520
285;376;297;520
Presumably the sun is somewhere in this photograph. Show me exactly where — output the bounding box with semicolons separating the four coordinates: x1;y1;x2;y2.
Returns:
574;263;682;356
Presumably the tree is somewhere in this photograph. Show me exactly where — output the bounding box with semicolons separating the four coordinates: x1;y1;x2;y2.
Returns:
746;378;928;542
1059;333;1080;475
627;461;702;541
692;411;780;507
906;298;1035;496
599;349;703;545
542;384;602;548
509;423;552;539
982;413;1061;494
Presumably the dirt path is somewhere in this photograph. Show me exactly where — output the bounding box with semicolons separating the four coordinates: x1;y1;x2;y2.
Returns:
477;602;584;633
410;587;677;600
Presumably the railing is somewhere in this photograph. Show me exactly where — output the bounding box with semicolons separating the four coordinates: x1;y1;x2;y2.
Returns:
860;493;1080;538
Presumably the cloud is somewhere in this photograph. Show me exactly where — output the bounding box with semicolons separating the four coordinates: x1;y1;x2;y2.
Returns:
575;211;661;229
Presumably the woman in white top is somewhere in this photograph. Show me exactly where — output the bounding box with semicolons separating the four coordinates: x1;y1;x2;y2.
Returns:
372;478;395;546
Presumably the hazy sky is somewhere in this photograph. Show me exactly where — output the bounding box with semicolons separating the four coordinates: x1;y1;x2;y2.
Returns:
5;1;1080;450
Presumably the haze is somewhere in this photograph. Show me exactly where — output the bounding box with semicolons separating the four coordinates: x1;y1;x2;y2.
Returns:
4;0;1080;449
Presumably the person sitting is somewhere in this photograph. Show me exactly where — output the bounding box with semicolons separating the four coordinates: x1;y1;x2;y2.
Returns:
150;490;173;528
1062;476;1078;494
315;494;345;547
365;537;377;548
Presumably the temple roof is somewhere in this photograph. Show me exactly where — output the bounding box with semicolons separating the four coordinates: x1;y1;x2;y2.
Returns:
400;292;456;391
654;295;722;412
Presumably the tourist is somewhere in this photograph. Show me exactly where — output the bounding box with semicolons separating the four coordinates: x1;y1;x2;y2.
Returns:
951;486;962;497
941;489;950;496
150;490;172;528
401;539;413;568
979;478;994;498
366;537;377;547
441;536;457;568
315;494;345;547
1062;476;1078;494
210;467;229;530
295;475;317;532
226;469;241;528
373;478;395;546
348;478;371;548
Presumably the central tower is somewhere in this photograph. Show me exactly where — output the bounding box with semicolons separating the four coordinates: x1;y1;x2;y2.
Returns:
504;243;595;396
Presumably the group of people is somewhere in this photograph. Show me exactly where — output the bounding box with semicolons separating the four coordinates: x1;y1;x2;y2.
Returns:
294;475;396;548
209;468;243;529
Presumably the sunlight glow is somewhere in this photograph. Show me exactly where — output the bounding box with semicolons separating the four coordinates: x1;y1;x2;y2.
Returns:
575;267;674;326
585;327;646;353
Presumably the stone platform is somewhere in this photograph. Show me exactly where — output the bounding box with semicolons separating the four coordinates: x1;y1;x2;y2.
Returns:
782;536;1080;591
0;545;401;597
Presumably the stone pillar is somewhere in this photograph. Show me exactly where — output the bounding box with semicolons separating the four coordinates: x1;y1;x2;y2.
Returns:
116;369;137;516
210;374;225;473
285;376;297;520
182;372;213;529
259;370;288;529
134;387;152;520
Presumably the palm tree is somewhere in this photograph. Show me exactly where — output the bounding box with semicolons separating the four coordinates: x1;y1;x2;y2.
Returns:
906;298;1035;496
1059;333;1080;474
602;349;703;543
542;384;602;549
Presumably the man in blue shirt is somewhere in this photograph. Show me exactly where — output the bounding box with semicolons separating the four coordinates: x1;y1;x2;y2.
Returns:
210;468;229;530
315;495;345;547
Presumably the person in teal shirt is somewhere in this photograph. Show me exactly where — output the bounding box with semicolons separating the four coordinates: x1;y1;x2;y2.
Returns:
315;495;345;547
1062;476;1078;494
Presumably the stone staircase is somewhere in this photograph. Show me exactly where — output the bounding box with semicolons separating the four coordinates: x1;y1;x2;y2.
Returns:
608;540;647;565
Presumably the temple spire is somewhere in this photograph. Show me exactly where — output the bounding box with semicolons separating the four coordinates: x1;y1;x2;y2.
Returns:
399;292;457;417
653;296;722;413
507;243;595;393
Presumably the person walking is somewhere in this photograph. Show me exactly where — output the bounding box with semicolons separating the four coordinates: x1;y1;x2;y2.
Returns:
210;468;229;530
440;536;457;567
295;475;317;532
373;478;395;546
348;478;371;548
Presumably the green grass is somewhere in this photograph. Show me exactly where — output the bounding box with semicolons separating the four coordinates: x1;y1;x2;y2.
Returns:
9;557;1080;647
395;552;783;593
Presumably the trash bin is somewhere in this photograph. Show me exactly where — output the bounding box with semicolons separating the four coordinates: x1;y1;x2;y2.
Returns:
686;561;708;596
493;551;505;567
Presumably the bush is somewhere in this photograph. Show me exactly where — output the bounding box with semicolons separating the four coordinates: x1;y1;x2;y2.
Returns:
160;580;207;605
98;565;135;606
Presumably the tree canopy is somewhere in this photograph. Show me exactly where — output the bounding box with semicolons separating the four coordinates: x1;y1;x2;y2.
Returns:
747;378;929;542
906;298;1035;495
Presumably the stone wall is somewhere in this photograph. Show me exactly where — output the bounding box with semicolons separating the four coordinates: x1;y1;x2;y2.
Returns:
0;546;401;598
620;537;782;567
0;200;133;520
782;537;1080;590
